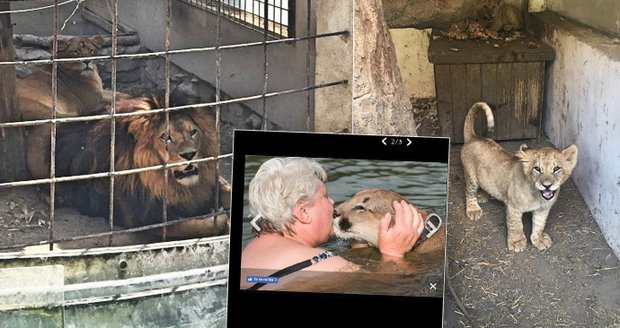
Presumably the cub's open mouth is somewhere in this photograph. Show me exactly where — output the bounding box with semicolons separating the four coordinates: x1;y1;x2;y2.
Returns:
173;164;199;180
541;189;555;200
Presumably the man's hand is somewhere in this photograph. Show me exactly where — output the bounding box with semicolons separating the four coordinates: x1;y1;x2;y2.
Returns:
378;200;424;260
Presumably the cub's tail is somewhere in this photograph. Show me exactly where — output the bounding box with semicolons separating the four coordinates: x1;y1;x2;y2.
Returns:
463;102;495;143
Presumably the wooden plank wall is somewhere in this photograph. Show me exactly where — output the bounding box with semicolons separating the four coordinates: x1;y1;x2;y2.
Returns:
434;62;545;143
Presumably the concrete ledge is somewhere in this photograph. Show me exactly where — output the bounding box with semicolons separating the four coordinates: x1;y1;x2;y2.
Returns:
0;265;64;311
529;11;620;62
528;11;620;259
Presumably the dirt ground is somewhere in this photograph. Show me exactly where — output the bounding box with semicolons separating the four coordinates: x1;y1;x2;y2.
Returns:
410;99;620;327
0;185;158;252
1;99;618;327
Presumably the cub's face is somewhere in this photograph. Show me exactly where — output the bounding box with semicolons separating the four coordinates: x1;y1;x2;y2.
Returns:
57;36;104;74
156;113;203;186
477;0;500;22
517;144;579;201
333;189;411;247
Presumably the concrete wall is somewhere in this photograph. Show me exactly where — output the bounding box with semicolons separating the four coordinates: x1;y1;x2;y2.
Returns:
314;0;353;132
531;12;620;258
390;28;435;99
545;0;620;37
85;0;313;131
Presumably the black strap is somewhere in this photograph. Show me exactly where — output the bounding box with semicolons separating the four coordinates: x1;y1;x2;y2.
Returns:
248;250;334;290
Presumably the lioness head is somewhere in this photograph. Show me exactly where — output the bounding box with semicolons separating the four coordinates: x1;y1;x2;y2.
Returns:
56;36;104;74
516;144;578;201
332;189;448;256
333;189;408;248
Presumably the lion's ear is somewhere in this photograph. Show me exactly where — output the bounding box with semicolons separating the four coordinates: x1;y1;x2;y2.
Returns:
519;143;529;151
561;144;578;171
91;35;105;49
57;38;71;52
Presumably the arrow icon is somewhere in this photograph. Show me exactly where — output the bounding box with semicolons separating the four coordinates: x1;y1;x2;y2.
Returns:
382;137;387;146
250;215;261;231
407;138;412;146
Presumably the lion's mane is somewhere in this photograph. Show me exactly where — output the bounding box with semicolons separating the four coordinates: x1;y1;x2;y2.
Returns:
56;93;223;235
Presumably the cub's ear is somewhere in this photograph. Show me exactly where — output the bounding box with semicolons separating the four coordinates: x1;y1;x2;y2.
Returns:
515;143;530;162
91;35;105;49
561;144;578;170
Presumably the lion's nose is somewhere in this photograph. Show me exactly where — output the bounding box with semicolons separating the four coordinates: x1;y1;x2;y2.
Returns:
180;150;197;160
338;218;351;231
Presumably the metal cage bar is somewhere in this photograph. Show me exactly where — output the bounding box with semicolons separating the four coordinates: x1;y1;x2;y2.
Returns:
179;0;294;38
0;0;350;251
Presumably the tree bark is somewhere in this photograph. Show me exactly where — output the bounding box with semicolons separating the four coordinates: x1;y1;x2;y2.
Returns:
353;0;417;136
0;4;28;182
382;0;480;29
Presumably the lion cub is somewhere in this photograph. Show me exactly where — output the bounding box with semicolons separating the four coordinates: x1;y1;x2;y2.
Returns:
460;102;578;252
476;0;523;33
333;189;445;254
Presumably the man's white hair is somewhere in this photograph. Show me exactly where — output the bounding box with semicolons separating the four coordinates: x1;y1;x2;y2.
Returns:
249;157;327;234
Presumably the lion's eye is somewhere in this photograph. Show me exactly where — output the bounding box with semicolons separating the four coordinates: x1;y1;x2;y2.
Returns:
553;166;562;173
353;205;366;211
533;166;542;173
90;49;95;55
189;129;198;138
73;50;79;56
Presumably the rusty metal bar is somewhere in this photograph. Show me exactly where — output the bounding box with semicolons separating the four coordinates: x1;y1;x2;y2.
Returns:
0;154;234;188
305;0;312;130
162;0;173;241
48;0;59;251
261;0;269;130
108;0;119;246
0;209;230;252
214;0;222;208
0;29;349;66
0;79;348;129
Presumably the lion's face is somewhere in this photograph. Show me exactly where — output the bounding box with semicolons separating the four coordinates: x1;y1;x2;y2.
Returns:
477;0;500;22
517;144;579;201
155;114;204;186
57;36;104;74
333;189;410;247
123;98;217;194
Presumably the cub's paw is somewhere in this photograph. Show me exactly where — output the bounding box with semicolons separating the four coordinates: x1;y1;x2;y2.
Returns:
507;234;527;252
531;233;552;250
466;203;482;220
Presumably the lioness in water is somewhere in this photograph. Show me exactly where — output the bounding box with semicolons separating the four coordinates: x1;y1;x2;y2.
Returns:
333;189;445;255
460;102;578;252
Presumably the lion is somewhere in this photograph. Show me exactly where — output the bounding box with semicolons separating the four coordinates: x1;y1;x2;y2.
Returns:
460;102;578;252
476;0;523;33
333;189;445;254
17;35;130;179
55;92;229;239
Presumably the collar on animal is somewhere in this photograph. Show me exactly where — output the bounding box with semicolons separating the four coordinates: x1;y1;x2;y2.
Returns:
248;250;335;290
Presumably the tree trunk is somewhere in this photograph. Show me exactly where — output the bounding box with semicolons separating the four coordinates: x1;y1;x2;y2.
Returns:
353;0;417;136
0;3;28;182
